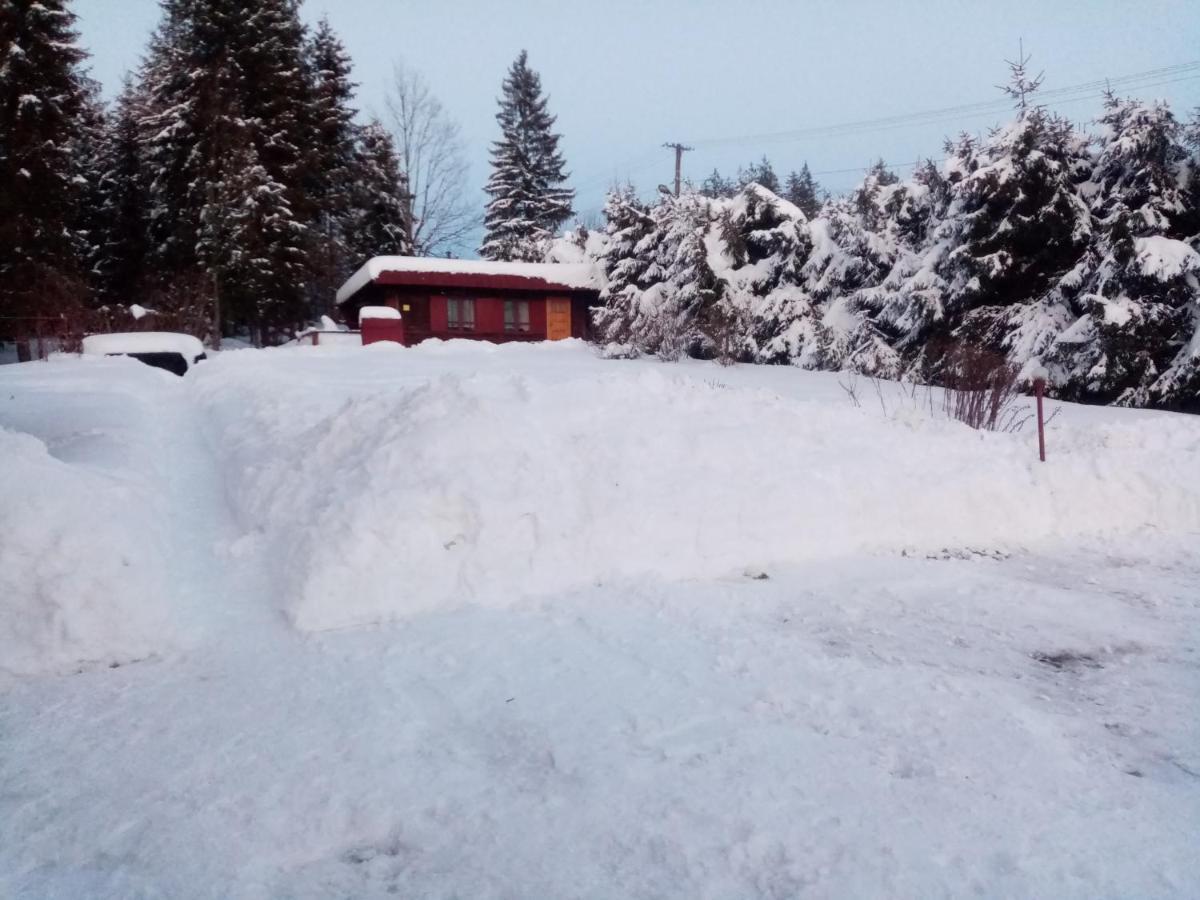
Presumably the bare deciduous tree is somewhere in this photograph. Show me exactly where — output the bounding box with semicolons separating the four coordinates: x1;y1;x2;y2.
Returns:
385;62;476;257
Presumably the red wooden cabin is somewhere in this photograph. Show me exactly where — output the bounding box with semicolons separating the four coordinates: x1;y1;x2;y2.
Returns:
336;257;601;346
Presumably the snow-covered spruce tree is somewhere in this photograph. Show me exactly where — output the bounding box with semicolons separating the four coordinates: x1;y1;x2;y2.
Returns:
71;79;112;302
138;0;313;340
1049;95;1200;406
793;162;911;376
1150;113;1200;408
784;163;822;219
841;158;954;376
481;50;574;261
737;156;781;195
1179;114;1200;244
91;77;152;307
344;120;414;269
592;189;721;358
649;191;724;359
136;0;204;278
592;185;658;351
198;129;306;342
699;168;736;199
935;58;1092;377
714;185;817;365
304;17;361;305
0;0;91;319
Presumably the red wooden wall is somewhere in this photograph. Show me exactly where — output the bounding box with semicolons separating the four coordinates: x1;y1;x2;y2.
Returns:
345;283;596;345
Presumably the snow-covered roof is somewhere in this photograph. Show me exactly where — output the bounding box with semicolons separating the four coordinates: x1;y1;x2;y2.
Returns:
82;332;207;360
359;306;402;320
336;256;600;304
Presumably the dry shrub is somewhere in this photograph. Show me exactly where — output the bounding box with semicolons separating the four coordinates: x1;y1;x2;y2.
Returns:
703;304;750;367
937;343;1029;432
129;271;216;342
653;314;687;362
840;345;1034;434
4;270;90;357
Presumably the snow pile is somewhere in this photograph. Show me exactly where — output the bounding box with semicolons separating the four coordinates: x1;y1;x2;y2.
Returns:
0;359;175;675
192;343;1200;632
82;331;206;361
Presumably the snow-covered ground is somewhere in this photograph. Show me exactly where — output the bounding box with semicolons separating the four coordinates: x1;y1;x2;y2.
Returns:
2;341;1198;898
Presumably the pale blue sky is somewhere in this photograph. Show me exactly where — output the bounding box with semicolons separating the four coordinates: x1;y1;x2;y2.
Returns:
76;0;1200;235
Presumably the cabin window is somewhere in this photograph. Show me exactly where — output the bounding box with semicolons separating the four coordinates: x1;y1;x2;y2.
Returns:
446;298;475;331
504;300;531;333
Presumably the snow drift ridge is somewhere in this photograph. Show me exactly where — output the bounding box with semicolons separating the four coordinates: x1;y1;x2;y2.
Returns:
192;343;1200;632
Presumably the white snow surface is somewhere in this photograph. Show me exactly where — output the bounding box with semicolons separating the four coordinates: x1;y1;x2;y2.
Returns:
82;331;206;361
336;256;600;304
190;340;1200;632
0;360;177;675
1133;235;1200;281
358;305;402;320
2;341;1199;898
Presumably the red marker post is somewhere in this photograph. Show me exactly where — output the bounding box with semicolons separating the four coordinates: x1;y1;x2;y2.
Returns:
1033;377;1046;462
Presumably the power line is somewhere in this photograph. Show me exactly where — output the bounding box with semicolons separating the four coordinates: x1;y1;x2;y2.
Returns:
572;147;664;194
685;61;1200;149
806;73;1200;181
568;60;1200;199
787;74;1200;162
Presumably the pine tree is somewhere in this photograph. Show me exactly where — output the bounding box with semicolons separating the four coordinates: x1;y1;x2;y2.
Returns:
737;156;781;194
783;163;821;218
92;77;152;306
593;184;657;348
1179;112;1200;244
71;78;112;301
481;50;574;261
0;0;91;319
199;130;306;342
1050;95;1198;405
345;120;414;268
939;70;1092;367
304;17;360;303
700;168;736;198
138;0;211;276
844;159;953;371
719;184;817;365
591;190;720;358
646;192;722;359
138;0;313;341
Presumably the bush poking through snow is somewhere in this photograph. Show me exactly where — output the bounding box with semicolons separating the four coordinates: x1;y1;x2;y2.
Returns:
936;343;1028;432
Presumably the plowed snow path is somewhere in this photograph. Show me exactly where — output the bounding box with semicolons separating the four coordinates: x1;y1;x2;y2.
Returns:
3;545;1199;898
2;348;1199;898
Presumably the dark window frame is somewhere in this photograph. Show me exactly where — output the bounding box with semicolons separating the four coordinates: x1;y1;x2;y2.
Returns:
446;297;476;331
503;300;531;333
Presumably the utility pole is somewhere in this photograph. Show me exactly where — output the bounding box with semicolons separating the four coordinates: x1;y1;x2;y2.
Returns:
663;142;693;197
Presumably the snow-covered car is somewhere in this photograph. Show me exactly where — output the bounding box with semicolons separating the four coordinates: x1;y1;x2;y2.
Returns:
81;332;208;376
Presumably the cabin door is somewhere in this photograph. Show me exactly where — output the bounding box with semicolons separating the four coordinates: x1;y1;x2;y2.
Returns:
546;298;571;341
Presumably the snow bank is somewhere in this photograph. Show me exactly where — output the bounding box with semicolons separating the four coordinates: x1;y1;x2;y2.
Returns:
0;360;175;675
192;344;1200;632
